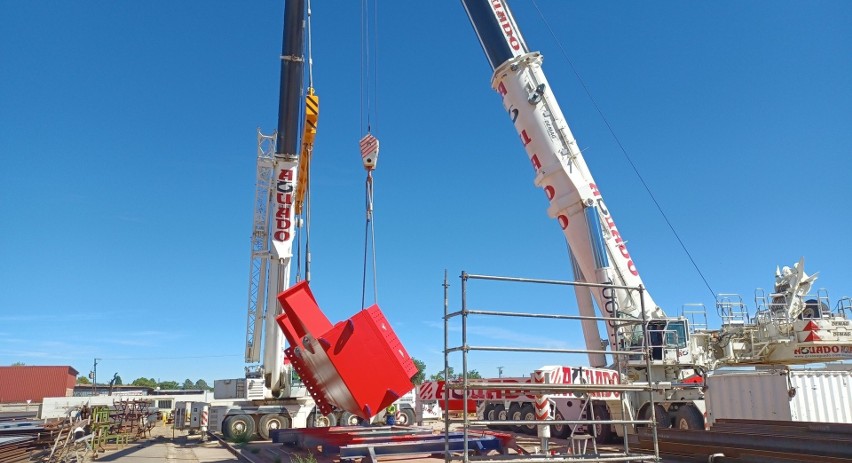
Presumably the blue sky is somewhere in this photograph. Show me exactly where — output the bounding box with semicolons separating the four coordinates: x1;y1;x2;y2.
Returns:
1;1;850;386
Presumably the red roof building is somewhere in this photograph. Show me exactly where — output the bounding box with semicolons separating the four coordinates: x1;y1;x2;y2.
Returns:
0;365;78;403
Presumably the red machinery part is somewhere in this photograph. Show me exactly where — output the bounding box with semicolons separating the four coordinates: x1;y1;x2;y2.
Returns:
276;281;416;419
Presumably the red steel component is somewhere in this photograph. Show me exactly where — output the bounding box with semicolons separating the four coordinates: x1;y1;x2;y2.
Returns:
276;281;416;419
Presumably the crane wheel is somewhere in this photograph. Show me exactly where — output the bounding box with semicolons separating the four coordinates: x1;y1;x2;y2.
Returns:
520;403;536;435
397;408;415;426
551;410;571;439
673;405;704;430
223;414;256;441
492;404;508;430
638;403;670;429
258;414;290;440
483;404;496;429
590;404;615;444
339;411;364;426
507;403;524;433
307;412;337;428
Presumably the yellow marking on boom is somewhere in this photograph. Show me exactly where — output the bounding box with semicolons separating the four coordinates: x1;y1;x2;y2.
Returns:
295;88;319;215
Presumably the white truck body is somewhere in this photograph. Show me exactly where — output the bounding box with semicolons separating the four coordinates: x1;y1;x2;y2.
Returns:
705;368;852;425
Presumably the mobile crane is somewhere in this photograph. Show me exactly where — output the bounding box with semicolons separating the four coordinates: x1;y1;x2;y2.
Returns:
211;0;328;439
213;0;417;440
458;0;851;434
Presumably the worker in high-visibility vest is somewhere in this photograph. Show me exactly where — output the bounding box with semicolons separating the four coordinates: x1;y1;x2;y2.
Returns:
385;404;397;425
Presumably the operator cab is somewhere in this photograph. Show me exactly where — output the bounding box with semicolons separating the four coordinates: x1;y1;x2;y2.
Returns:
629;319;689;362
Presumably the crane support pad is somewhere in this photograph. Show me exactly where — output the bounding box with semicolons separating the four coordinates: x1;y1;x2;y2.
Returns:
276;281;416;420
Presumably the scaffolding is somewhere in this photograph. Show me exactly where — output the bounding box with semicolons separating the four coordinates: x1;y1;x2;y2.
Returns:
441;271;661;463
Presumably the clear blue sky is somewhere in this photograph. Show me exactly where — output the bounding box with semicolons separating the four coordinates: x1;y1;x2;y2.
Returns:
1;1;850;386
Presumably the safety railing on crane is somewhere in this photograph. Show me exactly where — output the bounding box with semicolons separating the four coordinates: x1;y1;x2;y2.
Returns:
441;271;662;463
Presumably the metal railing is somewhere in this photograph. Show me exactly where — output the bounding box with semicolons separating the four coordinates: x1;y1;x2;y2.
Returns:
441;271;661;463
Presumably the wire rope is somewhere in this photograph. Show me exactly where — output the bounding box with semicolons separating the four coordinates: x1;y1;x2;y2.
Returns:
530;0;716;299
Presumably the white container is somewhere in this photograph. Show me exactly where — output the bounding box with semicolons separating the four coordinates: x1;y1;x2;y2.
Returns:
705;369;852;425
213;378;265;400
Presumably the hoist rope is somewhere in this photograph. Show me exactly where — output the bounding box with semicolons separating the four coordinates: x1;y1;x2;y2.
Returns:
359;0;380;308
361;173;379;309
307;0;315;89
301;0;316;283
360;0;379;133
530;0;716;299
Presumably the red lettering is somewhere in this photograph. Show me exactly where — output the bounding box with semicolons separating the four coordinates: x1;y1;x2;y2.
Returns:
277;193;293;205
530;154;541;170
497;81;508;97
544;185;555;200
558;215;570;229
627;260;638;276
278;169;294;181
589;183;600;196
520;130;532;146
273;231;289;241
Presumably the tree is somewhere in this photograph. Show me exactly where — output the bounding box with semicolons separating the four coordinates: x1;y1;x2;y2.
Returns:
77;376;91;385
113;375;123;386
429;367;482;381
411;358;426;385
194;379;211;390
131;377;157;388
182;379;194;390
11;362;25;366
158;380;180;390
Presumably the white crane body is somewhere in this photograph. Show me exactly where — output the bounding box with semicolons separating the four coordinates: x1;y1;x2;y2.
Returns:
461;0;851;435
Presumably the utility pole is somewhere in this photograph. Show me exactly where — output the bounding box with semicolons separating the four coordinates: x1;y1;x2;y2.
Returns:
92;358;100;396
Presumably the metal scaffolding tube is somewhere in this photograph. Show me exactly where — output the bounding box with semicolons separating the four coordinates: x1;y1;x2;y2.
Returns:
443;270;661;463
449;308;643;324
445;346;643;356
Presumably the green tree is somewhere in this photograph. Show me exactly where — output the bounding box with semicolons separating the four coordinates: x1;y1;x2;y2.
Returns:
194;379;211;390
182;379;194;390
158;380;180;390
429;367;482;380
430;367;454;381
411;358;426;385
77;376;91;385
113;375;123;386
11;362;25;366
131;377;157;388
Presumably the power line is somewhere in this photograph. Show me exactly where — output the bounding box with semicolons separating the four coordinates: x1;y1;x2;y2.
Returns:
530;0;716;299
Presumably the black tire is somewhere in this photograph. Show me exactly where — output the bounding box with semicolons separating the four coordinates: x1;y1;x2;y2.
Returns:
507;403;523;433
223;414;256;441
520;403;536;435
551;410;571;439
397;408;415;426
638;403;670;429
339;411;364;426
672;405;704;430
483;404;496;429
258;414;290;440
307;412;338;428
590;404;615;444
492;404;508;430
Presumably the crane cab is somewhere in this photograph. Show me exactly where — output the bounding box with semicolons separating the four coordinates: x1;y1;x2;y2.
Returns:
628;319;691;363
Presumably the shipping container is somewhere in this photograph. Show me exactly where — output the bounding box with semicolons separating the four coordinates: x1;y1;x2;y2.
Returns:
0;366;77;403
705;368;852;425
